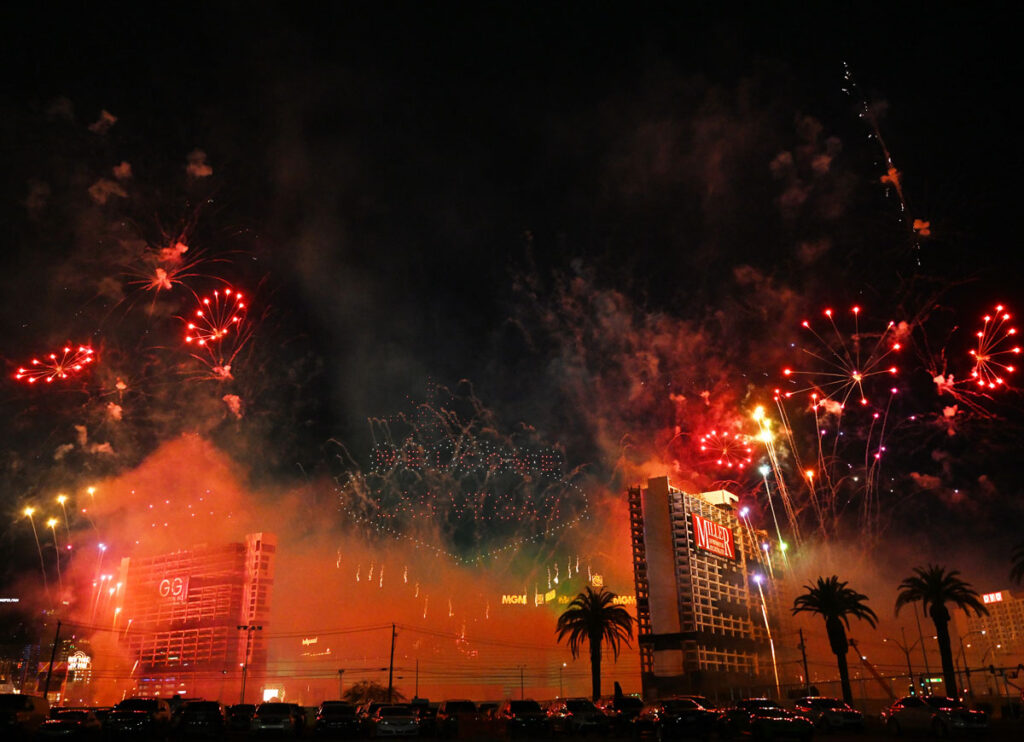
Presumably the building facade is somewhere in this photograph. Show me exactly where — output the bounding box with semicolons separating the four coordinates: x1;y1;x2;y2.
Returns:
954;588;1024;693
115;532;275;700
629;476;789;699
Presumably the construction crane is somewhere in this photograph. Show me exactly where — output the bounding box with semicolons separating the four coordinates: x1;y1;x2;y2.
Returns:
849;639;895;700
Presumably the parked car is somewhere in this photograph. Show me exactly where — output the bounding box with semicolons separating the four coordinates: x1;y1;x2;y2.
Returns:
598;695;645;733
174;700;226;737
632;697;716;740
881;695;988;737
38;708;102;738
495;699;549;737
107;698;172;738
547;698;609;735
227;703;256;731
1;692;51;736
793;697;863;732
251;702;303;736
314;701;360;738
477;701;499;719
369;705;420;737
436;699;479;738
357;702;388;735
718;698;813;741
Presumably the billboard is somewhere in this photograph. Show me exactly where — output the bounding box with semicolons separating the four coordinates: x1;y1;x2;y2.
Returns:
691;513;736;560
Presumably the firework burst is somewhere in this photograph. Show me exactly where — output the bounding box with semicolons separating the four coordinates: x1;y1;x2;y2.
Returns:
697;428;753;471
781;307;901;409
184;287;252;380
969;304;1019;389
15;345;95;384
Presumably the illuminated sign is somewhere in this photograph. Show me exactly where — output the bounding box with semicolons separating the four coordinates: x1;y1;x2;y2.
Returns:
591;574;604;588
158;576;188;601
691;513;736;560
301;637;318;646
612;595;636;606
983;592;1004;604
68;651;91;671
502;594;528;605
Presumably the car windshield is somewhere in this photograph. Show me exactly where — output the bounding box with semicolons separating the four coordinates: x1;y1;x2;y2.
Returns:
567;700;597;712
379;706;413;717
664;699;701;711
740;700;780;710
118;699;158;711
809;698;848;710
0;695;34;711
926;697;963;709
256;703;292;715
320;703;355;716
444;701;476;713
509;701;542;713
55;711;89;720
184;702;220;712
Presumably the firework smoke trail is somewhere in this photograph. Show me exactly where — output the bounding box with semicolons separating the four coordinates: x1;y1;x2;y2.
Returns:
46;517;64;597
23;507;51;604
842;62;929;264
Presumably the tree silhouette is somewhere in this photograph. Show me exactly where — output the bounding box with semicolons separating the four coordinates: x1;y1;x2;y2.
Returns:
342;680;405;704
1011;542;1024;585
895;565;988;698
792;576;878;703
555;586;634;701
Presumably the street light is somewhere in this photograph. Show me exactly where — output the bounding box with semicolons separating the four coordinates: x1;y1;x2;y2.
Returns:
559;662;566;698
883;627;923;695
237;624;263;704
958;630;986;697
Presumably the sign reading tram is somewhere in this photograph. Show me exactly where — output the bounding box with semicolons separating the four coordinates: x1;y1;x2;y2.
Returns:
691;513;736;560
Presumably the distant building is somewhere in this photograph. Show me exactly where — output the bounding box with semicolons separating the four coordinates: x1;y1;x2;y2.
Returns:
954;588;1024;681
115;533;275;700
628;476;790;698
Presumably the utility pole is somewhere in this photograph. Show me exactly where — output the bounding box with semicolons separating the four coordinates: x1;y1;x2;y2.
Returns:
42;620;62;699
387;624;397;704
798;628;811;693
519;665;525;700
337;670;345;699
415;660;419;700
237;624;263;704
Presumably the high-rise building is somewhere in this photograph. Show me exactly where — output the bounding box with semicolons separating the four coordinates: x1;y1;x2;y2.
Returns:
954;588;1024;675
115;533;275;700
629;476;789;698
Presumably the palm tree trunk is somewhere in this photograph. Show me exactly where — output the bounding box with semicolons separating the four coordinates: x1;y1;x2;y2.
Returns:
931;605;958;698
590;636;602;701
835;649;853;704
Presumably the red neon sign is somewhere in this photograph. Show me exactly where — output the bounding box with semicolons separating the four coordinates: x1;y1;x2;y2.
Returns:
691;513;736;560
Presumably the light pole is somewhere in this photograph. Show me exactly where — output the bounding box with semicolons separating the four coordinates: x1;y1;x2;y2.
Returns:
237;624;263;704
337;669;345;699
517;665;525;700
958;630;986;697
883;627;922;695
559;662;566;698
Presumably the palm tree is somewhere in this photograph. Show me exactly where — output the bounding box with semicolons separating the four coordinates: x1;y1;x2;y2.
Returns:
555;586;634;701
342;680;405;704
792;576;878;704
895;565;988;698
1011;542;1024;584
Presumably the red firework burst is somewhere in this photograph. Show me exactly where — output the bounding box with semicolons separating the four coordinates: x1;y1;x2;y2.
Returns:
969;304;1020;389
15;345;95;384
697;429;753;470
184;287;251;379
781;306;900;408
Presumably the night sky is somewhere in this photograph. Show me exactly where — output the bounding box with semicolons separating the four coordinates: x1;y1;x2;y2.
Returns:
2;3;1022;624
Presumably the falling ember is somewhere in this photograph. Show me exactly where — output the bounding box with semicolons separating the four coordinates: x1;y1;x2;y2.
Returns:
969;304;1020;389
15;345;95;384
697;429;753;470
